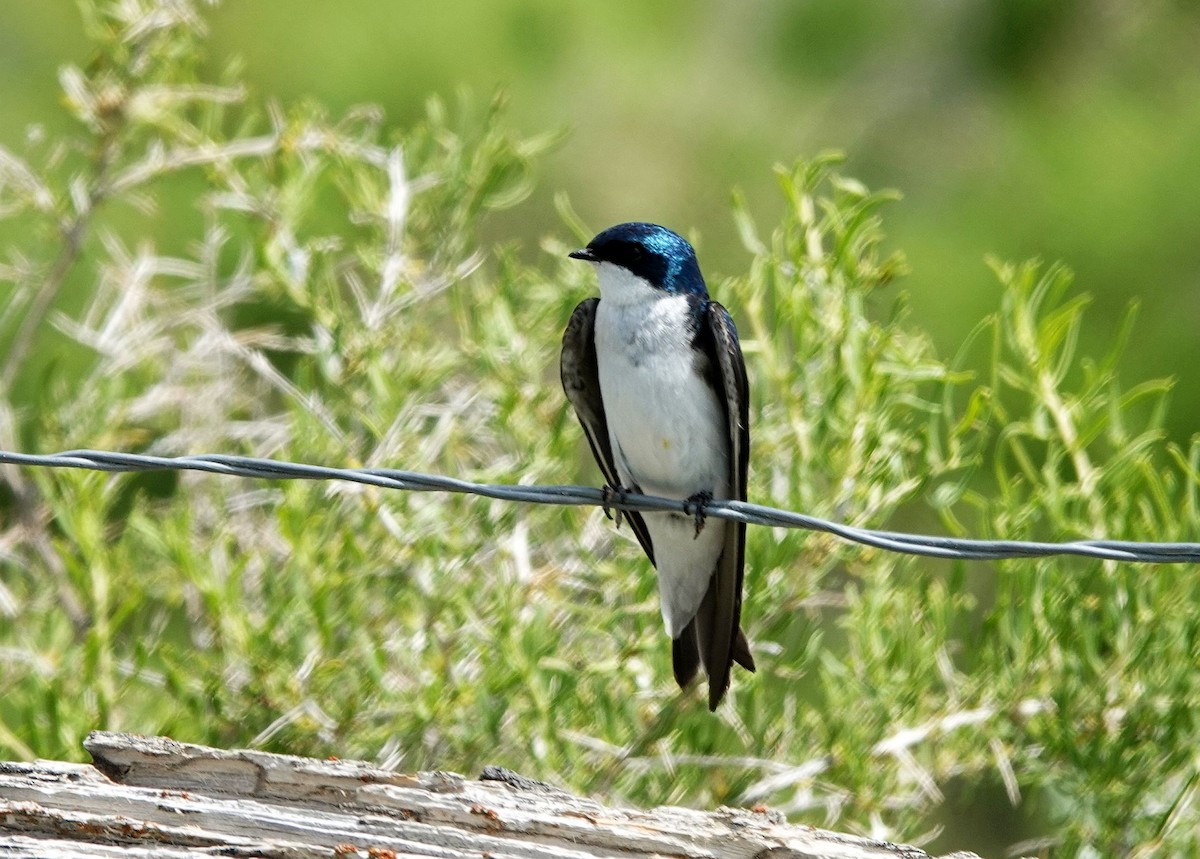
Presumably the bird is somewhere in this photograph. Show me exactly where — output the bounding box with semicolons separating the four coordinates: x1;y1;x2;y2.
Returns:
560;222;754;710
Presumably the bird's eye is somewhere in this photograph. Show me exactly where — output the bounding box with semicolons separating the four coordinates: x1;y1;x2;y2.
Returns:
628;245;643;261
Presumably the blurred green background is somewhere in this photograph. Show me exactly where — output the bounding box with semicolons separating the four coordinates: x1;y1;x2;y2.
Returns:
4;1;1200;438
4;4;1200;854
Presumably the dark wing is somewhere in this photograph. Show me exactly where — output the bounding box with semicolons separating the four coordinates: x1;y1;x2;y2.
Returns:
560;298;655;565
694;300;754;710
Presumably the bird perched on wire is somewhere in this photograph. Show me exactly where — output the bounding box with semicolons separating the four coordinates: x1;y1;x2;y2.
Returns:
560;222;754;710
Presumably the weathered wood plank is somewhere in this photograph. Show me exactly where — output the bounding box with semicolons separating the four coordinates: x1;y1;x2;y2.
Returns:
0;732;977;859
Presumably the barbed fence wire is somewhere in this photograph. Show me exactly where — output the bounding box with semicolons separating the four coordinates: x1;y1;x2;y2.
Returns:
2;448;1199;564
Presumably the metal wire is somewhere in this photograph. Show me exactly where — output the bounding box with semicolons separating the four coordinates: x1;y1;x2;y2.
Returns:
2;448;1199;563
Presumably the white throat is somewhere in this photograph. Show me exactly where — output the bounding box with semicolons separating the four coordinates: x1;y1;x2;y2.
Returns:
593;261;661;307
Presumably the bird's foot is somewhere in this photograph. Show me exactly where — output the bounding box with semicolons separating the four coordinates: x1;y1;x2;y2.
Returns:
602;485;628;529
683;490;713;539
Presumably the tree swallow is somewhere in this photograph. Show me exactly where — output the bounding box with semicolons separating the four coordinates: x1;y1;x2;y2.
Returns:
561;222;755;710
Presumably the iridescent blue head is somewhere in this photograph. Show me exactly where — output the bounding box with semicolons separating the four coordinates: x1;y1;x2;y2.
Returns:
569;222;708;297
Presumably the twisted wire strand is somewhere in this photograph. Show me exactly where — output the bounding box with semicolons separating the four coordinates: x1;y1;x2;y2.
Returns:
2;448;1199;563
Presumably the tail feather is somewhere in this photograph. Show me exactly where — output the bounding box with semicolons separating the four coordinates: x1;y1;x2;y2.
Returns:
672;621;701;689
732;627;755;673
671;619;754;706
693;590;755;710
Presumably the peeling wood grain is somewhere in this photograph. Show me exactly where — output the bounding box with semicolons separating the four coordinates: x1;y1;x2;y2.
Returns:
0;732;980;859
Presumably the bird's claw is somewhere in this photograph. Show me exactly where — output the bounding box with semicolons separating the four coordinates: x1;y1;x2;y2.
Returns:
683;490;713;539
602;485;627;529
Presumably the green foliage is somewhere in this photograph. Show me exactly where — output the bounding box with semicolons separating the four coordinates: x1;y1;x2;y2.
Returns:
3;2;1200;856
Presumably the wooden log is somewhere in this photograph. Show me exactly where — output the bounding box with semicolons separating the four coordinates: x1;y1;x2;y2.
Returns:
0;732;980;859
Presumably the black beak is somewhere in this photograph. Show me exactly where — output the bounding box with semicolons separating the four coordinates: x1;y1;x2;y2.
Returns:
568;247;597;262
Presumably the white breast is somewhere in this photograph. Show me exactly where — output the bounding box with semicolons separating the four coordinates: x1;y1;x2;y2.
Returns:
591;264;729;500
591;263;732;637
